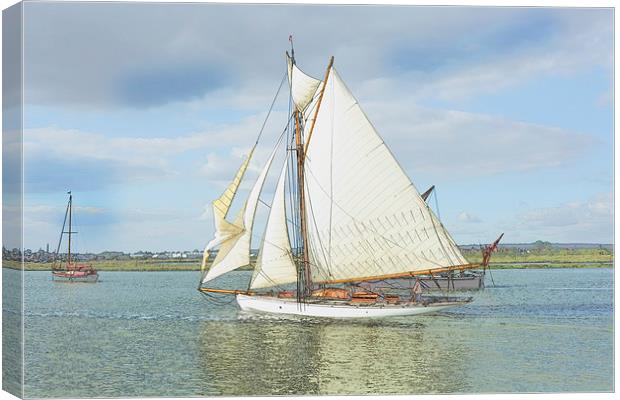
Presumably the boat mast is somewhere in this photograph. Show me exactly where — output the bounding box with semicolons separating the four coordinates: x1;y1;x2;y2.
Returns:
288;38;312;299
67;192;73;265
292;48;334;299
294;109;312;298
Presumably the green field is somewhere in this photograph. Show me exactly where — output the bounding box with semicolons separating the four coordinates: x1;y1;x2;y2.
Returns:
3;246;613;271
462;246;612;269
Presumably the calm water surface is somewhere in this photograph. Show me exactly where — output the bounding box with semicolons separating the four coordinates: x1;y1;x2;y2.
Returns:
8;268;613;397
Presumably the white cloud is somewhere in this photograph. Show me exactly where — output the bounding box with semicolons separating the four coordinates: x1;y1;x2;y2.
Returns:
18;5;612;250
23;5;611;108
457;212;482;223
199;141;283;181
199;204;212;221
25;204;104;216
515;193;613;242
200;151;246;181
363;104;595;178
420;25;609;101
25;101;593;194
353;11;612;103
20;6;608;188
22;110;285;189
26;127;197;171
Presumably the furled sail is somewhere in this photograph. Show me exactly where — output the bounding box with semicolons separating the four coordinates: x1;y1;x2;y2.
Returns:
202;146;279;284
303;68;468;284
200;148;255;275
287;54;321;112
250;158;297;289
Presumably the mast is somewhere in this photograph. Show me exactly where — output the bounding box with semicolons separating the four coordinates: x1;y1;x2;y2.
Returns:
293;52;334;299
67;192;72;265
294;109;312;298
288;38;312;298
53;193;71;269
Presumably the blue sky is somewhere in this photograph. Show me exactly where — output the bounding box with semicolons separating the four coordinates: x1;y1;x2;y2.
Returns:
18;3;613;252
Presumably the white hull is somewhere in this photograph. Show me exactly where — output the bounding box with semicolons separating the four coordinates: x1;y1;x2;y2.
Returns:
236;294;467;318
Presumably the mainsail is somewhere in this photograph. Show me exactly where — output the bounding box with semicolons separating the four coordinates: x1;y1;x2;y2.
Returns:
302;68;468;284
250;158;297;289
201;146;279;284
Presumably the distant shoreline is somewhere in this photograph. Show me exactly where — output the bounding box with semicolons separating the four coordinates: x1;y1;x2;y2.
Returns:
3;247;613;272
3;261;613;272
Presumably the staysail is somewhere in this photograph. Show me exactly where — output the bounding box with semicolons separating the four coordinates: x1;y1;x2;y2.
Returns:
302;68;468;284
250;158;297;289
200;148;255;275
201;146;279;284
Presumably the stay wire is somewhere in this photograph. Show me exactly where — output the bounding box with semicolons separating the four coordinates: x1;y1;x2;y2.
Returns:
255;72;287;146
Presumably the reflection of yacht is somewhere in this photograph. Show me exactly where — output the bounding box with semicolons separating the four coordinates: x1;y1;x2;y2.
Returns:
198;42;502;318
51;192;99;283
196;318;471;395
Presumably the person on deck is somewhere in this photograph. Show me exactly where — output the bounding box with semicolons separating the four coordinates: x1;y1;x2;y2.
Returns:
412;279;422;303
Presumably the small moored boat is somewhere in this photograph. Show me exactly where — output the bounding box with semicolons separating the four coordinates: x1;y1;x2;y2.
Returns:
51;192;99;283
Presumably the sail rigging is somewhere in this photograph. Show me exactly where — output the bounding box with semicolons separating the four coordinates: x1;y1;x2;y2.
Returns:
200;53;476;292
195;49;504;319
250;158;297;289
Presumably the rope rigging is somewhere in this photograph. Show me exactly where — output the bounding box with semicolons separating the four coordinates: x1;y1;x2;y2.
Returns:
200;51;482;296
255;72;287;146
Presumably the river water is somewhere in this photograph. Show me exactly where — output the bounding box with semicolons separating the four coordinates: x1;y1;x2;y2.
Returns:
5;268;613;397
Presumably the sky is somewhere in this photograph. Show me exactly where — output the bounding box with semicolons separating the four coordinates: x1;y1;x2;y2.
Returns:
16;3;613;252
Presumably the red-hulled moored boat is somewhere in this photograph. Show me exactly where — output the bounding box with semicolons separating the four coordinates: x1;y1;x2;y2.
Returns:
51;192;98;283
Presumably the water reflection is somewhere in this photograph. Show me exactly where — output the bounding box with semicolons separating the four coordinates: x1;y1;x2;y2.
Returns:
197;314;473;395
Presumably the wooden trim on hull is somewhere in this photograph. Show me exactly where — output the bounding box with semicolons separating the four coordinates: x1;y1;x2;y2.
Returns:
314;263;482;285
198;287;254;295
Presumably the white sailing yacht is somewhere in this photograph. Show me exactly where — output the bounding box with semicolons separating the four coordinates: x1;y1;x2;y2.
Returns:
198;45;501;318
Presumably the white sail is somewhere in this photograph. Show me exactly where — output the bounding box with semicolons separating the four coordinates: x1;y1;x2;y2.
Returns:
287;54;321;112
250;158;297;289
303;68;468;283
202;146;279;284
200;148;254;274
